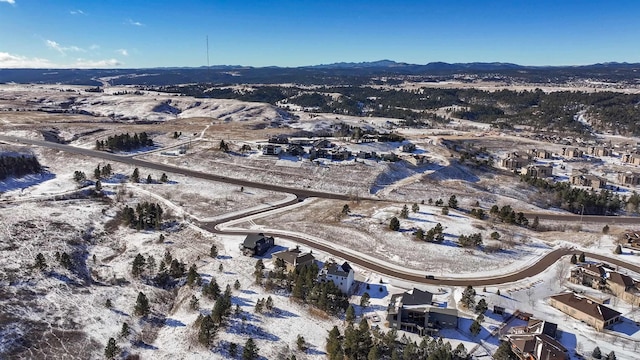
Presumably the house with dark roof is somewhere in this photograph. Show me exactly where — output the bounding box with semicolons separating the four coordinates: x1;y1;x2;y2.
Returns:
272;248;315;272
520;164;553;178
501;152;533;170
562;147;584;159
318;261;355;295
386;288;458;335
527;148;553;159
618;172;640;186
548;293;621;331
607;272;640;306
506;333;568;360
588;146;613;157
569;173;607;189
569;263;607;290
240;233;274;256
504;318;568;360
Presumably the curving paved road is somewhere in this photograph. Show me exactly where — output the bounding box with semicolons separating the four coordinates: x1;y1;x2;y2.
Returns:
202;206;638;286
3;134;638;224
4;134;640;286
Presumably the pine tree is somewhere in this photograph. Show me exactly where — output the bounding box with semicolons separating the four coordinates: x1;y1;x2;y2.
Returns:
120;322;130;338
219;263;224;272
134;292;150;317
389;217;400;231
470;320;481;336
602;224;610;234
326;326;342;359
448;195;458;209
579;252;586;262
570;254;578;264
412;203;419;213
296;334;307;351
197;314;217;346
210;244;218;258
234;279;241;290
342;204;350;215
415;228;424;240
94;180;102;193
614;244;622;254
607;351;616;360
131;253;146;278
368;346;380;360
242;337;259;360
494;341;516;360
345;304;356;324
160;173;168;182
105;299;113;308
147;174;152;183
254;298;264;313
189;295;199;310
131;168;140;182
460;285;476;309
475;298;488;314
35;253;47;271
400;205;409;219
229;342;238;358
592;346;602;359
441;206;449;215
360;292;370;308
187;264;200;286
265;296;274;311
104;337;119;359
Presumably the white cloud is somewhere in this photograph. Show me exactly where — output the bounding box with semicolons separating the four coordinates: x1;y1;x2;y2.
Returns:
72;58;122;68
0;52;55;68
0;0;16;5
126;19;144;27
46;40;64;53
70;9;85;15
0;52;122;68
45;39;85;55
89;44;100;51
116;49;128;56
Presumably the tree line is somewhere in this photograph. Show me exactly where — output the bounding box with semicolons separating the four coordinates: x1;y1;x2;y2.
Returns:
95;132;154;152
0;154;42;180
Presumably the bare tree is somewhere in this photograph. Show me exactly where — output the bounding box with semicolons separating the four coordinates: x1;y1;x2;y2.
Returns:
555;260;569;285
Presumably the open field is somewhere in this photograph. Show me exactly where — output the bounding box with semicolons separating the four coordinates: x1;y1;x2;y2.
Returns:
1;83;640;359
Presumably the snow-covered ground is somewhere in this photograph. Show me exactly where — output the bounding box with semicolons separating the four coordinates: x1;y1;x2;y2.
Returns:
2;82;640;359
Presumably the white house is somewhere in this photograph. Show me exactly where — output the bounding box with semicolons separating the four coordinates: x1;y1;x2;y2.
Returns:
319;261;355;295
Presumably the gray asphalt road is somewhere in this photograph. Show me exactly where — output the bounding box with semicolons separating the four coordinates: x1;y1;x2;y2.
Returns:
4;134;640;286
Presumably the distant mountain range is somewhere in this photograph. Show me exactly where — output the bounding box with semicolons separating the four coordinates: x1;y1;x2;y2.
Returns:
1;60;639;86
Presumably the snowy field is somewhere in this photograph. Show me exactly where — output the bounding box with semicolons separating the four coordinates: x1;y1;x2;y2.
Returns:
1;83;640;359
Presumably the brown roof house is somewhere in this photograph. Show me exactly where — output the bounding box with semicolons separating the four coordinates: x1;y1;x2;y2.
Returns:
569;263;607;290
548;293;621;331
272;248;315;272
528;148;553;160
520;165;553;178
570;172;607;189
386;288;458;336
505;319;568;360
562;147;584;159
588;146;613;157
622;153;640;166
501;152;533;170
607;272;640;306
618;172;640;186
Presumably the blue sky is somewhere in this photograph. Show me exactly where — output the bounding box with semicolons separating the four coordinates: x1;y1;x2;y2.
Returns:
0;0;638;68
